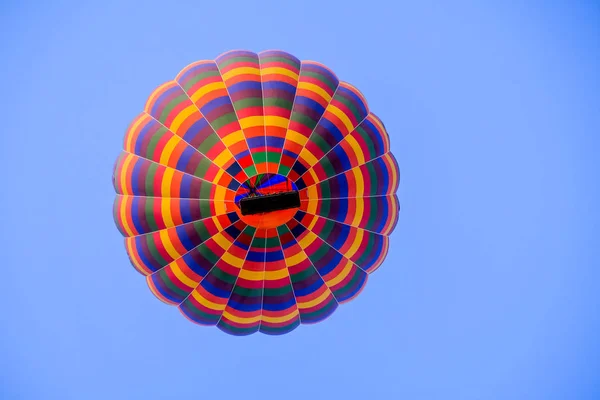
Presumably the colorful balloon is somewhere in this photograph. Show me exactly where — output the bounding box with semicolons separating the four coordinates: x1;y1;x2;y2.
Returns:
112;50;400;335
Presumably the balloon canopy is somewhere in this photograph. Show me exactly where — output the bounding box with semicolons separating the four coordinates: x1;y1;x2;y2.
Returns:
113;50;400;335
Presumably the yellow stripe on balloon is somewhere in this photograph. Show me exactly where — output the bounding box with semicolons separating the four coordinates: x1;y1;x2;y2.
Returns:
213;232;231;251
221;252;244;269
157;200;173;233
222;310;261;324
328;105;354;133
346;229;365;260
261;67;299;80
118;196;135;237
170;104;197;134
264;268;289;281
262;309;299;324
345;134;365;165
213;200;227;216
264;116;289;128
285;130;308;146
159;230;180;260
171;261;198;289
297;289;331;309
262;310;299;324
161;168;175;197
351;198;364;227
304;198;318;214
192;290;226;310
190;82;226;103
239;116;264;129
213;150;232;168
238;268;264;281
286;251;306;267
298;231;317;250
298;82;332;103
159;135;179;166
221;67;260;81
298;148;318;170
352;166;365;197
306;186;318;202
214;186;228;203
325;260;353;287
119;154;134;195
221;130;245;146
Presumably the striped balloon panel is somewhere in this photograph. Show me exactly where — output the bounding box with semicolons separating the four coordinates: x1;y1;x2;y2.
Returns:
125;212;238;275
293;210;389;273
113;195;230;238
295;113;391;190
258;50;301;172
217;227;267;335
148;218;247;305
287;82;370;183
123;113;239;191
260;228;301;335
301;153;400;200
178;225;257;325
216;50;267;174
277;61;339;176
286;218;368;303
175;61;257;178
300;194;400;236
142;82;247;184
276;224;338;324
113;153;234;201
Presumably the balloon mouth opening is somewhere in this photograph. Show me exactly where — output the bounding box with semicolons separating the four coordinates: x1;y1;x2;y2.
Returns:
239;191;301;215
233;174;300;229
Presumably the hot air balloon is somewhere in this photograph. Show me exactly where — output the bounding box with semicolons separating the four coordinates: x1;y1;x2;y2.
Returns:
112;50;400;335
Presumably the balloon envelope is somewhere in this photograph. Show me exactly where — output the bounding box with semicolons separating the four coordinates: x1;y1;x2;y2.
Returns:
113;50;400;335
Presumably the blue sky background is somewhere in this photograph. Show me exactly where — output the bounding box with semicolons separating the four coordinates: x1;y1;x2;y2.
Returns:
1;1;599;399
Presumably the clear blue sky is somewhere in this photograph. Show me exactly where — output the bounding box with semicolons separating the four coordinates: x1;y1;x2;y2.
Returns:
1;1;599;399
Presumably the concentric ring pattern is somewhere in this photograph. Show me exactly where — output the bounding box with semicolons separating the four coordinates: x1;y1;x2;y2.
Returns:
112;50;400;336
